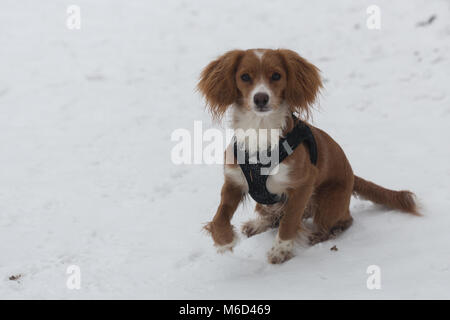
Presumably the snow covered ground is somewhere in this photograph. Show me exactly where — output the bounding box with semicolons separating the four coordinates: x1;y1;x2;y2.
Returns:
1;0;449;299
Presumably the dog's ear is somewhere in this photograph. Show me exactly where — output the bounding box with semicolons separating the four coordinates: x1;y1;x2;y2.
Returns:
277;49;322;116
197;50;244;120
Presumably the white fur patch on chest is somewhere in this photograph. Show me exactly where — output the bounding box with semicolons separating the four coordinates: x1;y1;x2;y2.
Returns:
266;163;291;195
232;106;289;155
224;165;249;192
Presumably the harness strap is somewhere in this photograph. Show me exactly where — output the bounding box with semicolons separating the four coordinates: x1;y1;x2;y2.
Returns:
233;115;317;205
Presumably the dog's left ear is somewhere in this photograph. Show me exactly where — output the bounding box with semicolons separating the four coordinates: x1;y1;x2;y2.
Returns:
277;49;322;116
197;50;244;120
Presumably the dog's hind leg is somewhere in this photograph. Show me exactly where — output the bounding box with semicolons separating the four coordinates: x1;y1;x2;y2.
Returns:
308;182;353;245
241;203;284;238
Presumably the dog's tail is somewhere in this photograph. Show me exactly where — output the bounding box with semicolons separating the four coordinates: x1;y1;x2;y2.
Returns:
353;175;419;215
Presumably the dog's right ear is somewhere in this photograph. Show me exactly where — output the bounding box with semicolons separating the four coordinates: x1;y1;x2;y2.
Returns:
197;50;244;120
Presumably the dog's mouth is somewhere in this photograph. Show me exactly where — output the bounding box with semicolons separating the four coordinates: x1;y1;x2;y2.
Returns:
253;106;273;115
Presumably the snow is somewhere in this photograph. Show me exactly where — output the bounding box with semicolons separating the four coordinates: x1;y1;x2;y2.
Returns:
1;0;450;299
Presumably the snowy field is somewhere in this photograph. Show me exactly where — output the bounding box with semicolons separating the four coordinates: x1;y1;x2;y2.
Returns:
1;0;450;299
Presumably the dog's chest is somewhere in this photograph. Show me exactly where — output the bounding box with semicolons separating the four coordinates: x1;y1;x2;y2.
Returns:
225;162;291;196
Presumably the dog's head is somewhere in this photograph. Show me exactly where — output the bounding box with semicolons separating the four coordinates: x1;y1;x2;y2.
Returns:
198;49;322;120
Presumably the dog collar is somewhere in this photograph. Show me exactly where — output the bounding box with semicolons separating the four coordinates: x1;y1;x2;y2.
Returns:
233;115;317;205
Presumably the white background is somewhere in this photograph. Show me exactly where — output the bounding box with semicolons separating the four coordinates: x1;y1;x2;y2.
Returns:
1;0;449;299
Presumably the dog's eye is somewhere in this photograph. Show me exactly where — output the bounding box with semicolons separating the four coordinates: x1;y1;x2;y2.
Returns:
240;73;251;82
271;72;281;81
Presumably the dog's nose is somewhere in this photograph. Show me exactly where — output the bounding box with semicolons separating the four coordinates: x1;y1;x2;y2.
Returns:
253;92;269;108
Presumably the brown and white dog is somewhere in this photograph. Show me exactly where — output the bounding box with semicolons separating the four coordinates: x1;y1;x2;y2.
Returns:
198;49;418;264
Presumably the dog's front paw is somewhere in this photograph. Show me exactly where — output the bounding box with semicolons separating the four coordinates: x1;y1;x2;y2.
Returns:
204;221;238;253
308;231;331;245
241;218;270;238
215;231;239;253
267;236;294;264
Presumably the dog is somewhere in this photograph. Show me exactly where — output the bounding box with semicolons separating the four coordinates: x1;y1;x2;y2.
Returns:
198;49;418;264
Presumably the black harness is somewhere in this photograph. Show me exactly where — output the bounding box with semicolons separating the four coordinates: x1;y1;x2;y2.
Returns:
233;115;317;205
